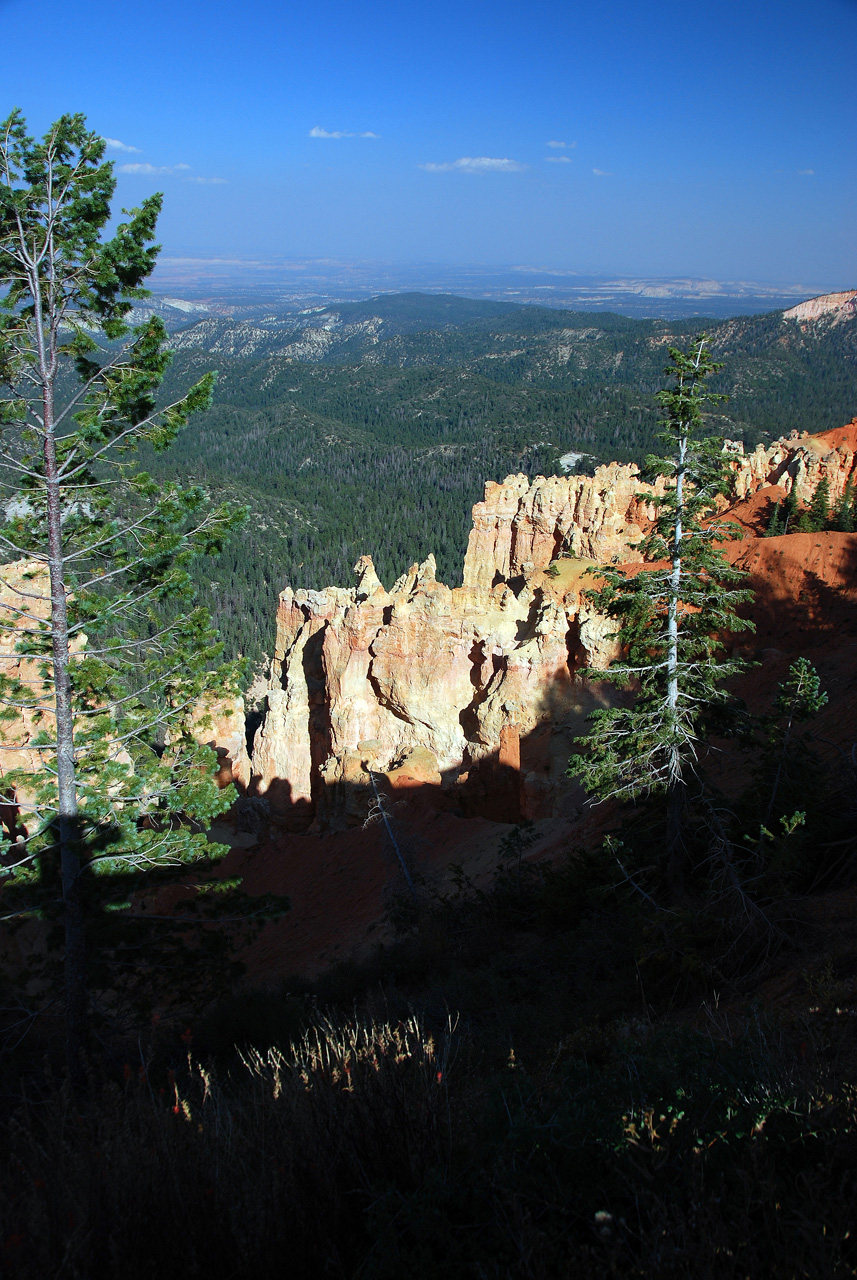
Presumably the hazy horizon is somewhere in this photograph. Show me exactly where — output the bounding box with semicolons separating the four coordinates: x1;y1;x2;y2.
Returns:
143;254;849;320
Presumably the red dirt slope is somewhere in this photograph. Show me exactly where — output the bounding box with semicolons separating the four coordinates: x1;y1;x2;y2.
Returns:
223;799;597;981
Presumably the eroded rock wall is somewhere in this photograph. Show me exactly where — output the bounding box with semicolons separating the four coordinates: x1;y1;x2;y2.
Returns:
249;425;857;831
250;550;611;828
462;464;667;590
727;420;857;507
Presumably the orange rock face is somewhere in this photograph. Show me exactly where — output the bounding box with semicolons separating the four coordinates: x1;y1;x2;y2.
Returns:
247;424;857;831
727;420;857;508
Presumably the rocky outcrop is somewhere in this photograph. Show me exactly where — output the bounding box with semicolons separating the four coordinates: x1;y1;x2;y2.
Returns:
462;465;668;590
782;291;857;325
190;696;251;790
726;420;857;507
249;549;610;829
248;425;857;831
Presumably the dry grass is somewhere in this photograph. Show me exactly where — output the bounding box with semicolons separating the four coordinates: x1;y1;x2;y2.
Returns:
1;1003;856;1279
0;1013;453;1279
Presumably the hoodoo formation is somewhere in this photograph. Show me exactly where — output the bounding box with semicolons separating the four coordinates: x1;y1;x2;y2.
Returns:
242;421;857;831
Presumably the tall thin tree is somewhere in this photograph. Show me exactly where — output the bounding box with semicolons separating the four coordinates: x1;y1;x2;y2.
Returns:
0;110;245;1076
571;337;754;883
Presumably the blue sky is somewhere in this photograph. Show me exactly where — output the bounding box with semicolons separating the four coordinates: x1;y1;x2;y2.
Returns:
3;0;855;284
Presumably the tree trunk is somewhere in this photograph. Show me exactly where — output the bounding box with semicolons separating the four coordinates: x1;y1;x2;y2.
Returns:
43;377;87;1085
28;225;88;1083
665;778;686;896
666;436;685;720
665;433;687;892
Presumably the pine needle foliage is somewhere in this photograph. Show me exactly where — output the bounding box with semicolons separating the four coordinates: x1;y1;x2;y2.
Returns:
572;338;754;816
831;478;856;532
806;476;831;531
0;111;249;1070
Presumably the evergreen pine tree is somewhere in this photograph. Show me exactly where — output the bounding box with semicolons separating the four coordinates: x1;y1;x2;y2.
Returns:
765;500;784;537
831;479;855;532
807;477;831;532
780;487;799;534
571;337;754;879
0;111;261;1075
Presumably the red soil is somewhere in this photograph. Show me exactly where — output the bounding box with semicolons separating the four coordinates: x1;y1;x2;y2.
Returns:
728;530;857;646
223;798;595;981
720;484;786;534
809;418;857;453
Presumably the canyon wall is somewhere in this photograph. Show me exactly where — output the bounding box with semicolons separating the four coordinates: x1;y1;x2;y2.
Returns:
249;422;857;831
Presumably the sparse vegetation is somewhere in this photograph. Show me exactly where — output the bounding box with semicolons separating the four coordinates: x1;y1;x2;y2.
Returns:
1;811;856;1278
0;625;854;1277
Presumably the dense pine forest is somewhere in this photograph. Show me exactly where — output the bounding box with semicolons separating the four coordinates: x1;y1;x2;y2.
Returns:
140;293;857;676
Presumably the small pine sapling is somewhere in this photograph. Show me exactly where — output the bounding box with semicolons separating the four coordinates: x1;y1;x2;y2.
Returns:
780;488;799;534
746;657;828;885
765;500;784;537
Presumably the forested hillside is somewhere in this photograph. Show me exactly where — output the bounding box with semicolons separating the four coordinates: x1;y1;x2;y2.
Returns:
140;293;857;676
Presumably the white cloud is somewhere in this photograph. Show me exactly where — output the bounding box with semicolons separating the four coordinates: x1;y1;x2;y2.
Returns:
546;155;572;164
592;168;612;176
546;139;576;149
103;137;140;153
420;156;526;174
309;126;378;138
119;162;190;176
117;161;225;183
117;162;170;175
798;168;814;175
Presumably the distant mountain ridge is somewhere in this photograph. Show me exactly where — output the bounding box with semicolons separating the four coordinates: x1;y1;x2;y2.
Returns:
162;289;857;368
147;257;838;320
